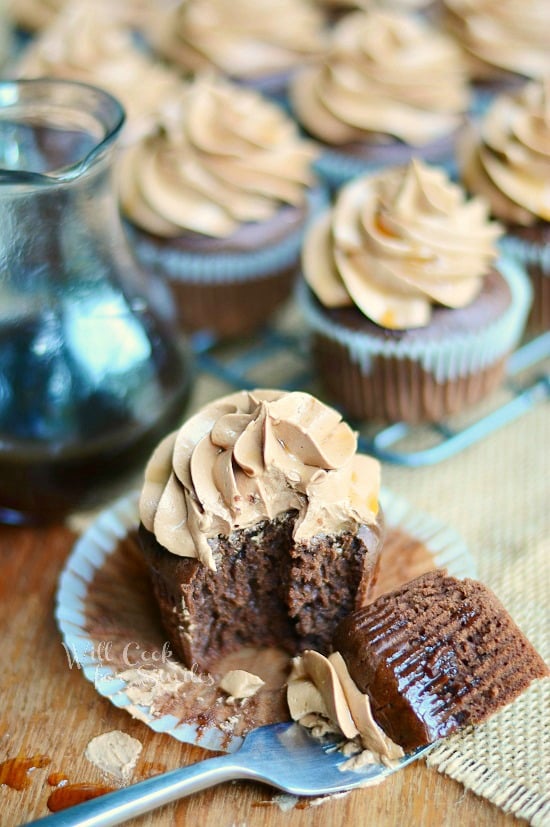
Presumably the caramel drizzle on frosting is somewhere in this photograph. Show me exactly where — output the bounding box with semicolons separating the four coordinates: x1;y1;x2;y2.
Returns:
139;390;380;571
118;74;319;238
151;0;327;80
302;159;502;329
444;0;550;81
290;10;469;147
460;79;550;226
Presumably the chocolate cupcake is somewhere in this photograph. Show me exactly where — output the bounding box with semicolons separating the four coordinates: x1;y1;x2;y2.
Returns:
460;79;550;335
290;9;470;190
443;0;550;113
147;0;328;101
297;159;532;423
138;389;385;671
119;74;321;340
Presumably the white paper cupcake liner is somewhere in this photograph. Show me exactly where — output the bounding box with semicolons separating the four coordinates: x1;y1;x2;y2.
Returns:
297;256;532;384
55;488;476;754
500;234;550;276
128;188;328;285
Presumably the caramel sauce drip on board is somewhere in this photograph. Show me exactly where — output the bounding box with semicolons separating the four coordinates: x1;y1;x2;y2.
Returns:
47;772;69;786
0;755;50;790
47;783;115;813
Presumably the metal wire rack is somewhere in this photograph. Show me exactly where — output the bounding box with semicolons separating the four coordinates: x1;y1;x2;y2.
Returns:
192;328;550;467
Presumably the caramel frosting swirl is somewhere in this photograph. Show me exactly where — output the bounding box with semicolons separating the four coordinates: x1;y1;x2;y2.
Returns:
151;0;327;82
444;0;550;81
460;79;550;226
302;159;502;329
16;3;184;142
119;75;319;238
290;10;469;147
139;390;381;571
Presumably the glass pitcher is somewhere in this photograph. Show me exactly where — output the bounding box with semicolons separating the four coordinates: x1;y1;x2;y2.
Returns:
0;79;192;524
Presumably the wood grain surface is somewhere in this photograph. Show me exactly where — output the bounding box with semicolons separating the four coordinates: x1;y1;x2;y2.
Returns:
0;521;525;827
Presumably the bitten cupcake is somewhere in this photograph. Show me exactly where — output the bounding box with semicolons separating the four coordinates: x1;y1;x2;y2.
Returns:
138;388;384;671
148;0;327;100
119;74;320;340
297;159;532;423
290;9;470;190
460;79;550;334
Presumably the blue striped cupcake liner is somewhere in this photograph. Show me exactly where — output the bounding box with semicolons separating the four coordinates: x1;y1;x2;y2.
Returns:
128;187;329;286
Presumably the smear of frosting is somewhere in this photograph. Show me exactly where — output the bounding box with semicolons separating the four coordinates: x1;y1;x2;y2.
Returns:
287;650;404;764
150;0;327;82
302;159;502;329
220;670;265;700
290;10;469;147
460;79;550;226
139;389;380;570
119;74;319;238
85;731;143;782
444;0;550;81
16;2;184;143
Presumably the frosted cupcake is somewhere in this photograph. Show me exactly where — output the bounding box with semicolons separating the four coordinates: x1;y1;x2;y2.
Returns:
148;0;327;100
290;10;470;189
460;79;550;334
297;160;532;423
15;2;184;144
443;0;550;110
8;0;173;33
119;74;321;340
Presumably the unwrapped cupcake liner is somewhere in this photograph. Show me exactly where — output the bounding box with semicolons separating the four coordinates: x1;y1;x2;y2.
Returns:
297;256;532;384
55;488;476;754
129;187;328;285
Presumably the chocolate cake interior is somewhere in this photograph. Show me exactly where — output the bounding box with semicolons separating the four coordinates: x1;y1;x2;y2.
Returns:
139;509;381;673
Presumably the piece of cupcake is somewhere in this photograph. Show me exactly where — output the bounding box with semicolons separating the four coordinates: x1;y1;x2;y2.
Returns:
290;9;470;190
15;2;184;144
460;79;550;335
297;159;532;423
138;389;385;672
443;0;550;112
119;74;321;340
290;570;549;752
147;0;328;101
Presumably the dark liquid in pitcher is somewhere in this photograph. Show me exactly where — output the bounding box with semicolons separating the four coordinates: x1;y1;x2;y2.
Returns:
0;309;191;524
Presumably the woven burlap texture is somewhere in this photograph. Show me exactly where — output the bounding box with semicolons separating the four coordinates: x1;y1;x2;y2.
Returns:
383;403;549;826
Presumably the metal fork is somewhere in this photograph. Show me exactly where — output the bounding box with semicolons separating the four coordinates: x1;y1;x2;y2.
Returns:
26;722;429;827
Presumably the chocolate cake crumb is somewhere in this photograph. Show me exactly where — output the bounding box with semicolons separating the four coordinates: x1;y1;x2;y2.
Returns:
139;508;382;672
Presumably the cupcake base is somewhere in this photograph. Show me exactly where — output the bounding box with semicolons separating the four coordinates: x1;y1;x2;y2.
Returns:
298;258;532;424
128;191;326;340
500;223;550;336
312;125;463;191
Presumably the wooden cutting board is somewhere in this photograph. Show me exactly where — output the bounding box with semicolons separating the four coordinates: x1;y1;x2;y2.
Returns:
0;521;522;827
